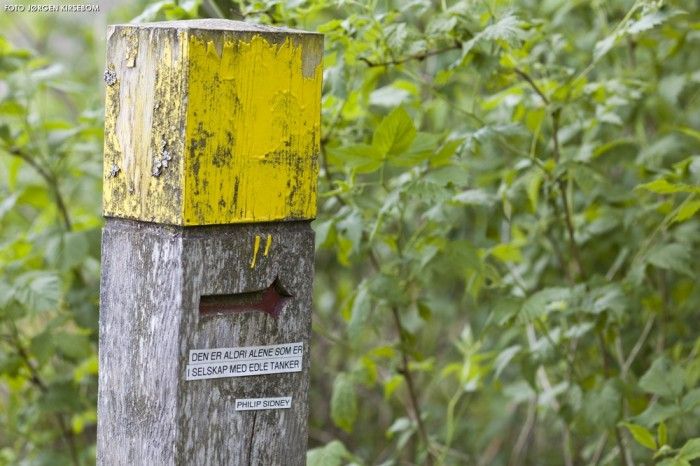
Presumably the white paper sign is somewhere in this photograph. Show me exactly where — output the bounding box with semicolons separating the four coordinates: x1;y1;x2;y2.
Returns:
235;396;292;411
185;342;303;381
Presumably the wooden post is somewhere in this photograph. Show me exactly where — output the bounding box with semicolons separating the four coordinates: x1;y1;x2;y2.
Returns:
97;20;322;465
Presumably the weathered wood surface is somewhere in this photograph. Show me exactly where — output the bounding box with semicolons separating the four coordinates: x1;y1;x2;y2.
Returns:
102;19;323;226
98;219;314;465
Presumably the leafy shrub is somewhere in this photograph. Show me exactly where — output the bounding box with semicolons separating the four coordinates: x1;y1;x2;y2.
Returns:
1;1;699;465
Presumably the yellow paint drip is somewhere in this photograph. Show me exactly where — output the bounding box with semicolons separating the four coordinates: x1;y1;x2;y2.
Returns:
250;234;261;269
263;234;272;256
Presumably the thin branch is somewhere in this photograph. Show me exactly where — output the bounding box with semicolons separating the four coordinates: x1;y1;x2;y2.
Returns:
368;250;435;465
591;433;609;466
558;182;583;279
478;438;504;466
319;95;351;205
547;107;585;280
9;324;80;466
551;107;562;162
360;42;461;68
514;70;583;278
513;68;550;105
508;396;538;466
6;146;72;231
547;197;575;283
562;425;574;466
615;425;635;466
623;315;655;375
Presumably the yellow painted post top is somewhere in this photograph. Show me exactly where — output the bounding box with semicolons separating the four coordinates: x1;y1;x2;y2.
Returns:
103;19;323;226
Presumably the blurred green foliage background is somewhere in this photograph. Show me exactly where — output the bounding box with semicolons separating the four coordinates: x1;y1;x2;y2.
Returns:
1;0;700;465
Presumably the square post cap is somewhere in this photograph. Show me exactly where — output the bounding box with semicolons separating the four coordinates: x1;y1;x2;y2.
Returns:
103;19;323;226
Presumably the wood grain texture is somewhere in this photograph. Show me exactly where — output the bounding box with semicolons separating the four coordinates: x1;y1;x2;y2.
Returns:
102;20;323;226
98;218;314;465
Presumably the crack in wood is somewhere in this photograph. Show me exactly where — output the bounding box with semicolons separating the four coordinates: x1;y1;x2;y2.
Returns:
247;411;258;466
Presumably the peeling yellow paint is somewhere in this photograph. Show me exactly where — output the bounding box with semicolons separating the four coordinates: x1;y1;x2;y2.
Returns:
102;23;323;226
263;234;272;256
183;33;321;225
103;27;187;225
250;235;261;268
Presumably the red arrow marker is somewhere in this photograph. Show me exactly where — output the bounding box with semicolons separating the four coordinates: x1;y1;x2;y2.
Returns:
199;279;291;318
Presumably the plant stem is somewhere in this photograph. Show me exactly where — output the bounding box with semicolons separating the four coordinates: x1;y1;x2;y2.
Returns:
515;65;637;465
360;42;461;68
6;146;72;231
368;250;434;465
9;324;80;466
508;396;538;466
514;68;550;105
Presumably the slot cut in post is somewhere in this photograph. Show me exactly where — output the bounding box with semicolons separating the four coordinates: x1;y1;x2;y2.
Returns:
199;279;292;318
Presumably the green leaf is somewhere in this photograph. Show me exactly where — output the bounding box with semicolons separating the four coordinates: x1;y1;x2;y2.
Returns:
389;132;441;167
38;381;82;413
45;231;90;270
387;416;413;438
0;192;19;221
494;345;521;378
131;0;190;22
519;288;570;322
370;85;411;108
490;243;523;263
673;200;700;223
658;421;668;447
681;388;700;411
525;170;543;211
383;374;404;400
71;409;96;435
679;438;700;461
331;373;357;433
657;459;690;466
659;74;686;105
621;422;657;451
432;138;463;166
327;144;383;173
462;12;525;56
452;189;496;206
73;354;98;383
348;282;371;341
677;126;700;143
634;403;681;426
588;284;626;315
571;164;604;195
54;332;92;361
637;178;700;194
627;10;682;35
372;107;416;156
336;210;363;255
0;280;14;309
426;16;458;35
312;219;335;250
639;357;685;399
0;353;22;376
417;301;432;321
584;382;620;428
30;331;55;365
646;243;694;277
307;440;350;466
594;33;619;61
14;271;61;313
